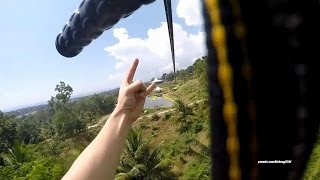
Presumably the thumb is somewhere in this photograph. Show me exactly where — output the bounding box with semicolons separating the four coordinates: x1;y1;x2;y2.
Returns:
140;83;156;97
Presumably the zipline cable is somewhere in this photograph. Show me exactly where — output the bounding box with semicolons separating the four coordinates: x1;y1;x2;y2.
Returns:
163;0;176;76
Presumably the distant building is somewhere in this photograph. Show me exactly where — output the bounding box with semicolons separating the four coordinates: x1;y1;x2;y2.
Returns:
151;77;163;84
154;86;162;92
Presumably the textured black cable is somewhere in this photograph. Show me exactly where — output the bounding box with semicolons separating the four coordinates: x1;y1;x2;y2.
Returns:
163;0;176;74
56;0;155;58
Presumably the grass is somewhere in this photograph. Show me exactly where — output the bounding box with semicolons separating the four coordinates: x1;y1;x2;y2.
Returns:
303;135;320;180
151;95;157;100
167;79;201;103
163;93;175;102
132;99;210;179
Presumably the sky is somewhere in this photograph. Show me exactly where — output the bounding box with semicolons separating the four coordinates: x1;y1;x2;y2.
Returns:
0;0;206;112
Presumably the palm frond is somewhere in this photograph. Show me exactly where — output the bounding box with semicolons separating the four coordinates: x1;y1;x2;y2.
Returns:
115;172;132;180
0;153;18;166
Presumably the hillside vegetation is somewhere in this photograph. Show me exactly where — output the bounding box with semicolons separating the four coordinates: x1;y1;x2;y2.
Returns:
1;56;318;179
0;57;211;179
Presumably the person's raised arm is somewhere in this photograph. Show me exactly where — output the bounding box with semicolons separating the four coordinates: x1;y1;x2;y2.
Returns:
62;59;156;180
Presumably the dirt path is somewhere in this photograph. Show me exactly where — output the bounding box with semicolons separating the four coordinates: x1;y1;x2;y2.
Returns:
138;99;204;119
88;99;205;129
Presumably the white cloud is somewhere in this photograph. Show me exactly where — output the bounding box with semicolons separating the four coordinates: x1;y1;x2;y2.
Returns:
104;22;206;84
113;28;129;42
176;0;203;26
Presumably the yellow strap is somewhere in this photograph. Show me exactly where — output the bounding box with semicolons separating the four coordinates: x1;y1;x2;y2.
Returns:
205;0;241;179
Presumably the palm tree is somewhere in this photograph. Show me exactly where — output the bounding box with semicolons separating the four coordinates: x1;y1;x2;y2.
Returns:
116;129;175;180
184;139;211;179
189;139;210;163
174;99;194;133
174;99;193;119
0;141;27;168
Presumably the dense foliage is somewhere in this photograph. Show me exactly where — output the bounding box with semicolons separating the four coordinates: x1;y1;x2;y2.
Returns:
0;81;116;179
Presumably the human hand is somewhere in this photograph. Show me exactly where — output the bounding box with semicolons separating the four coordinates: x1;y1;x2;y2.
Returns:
114;59;156;123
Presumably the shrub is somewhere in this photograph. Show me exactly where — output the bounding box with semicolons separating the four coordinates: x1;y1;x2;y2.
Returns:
183;162;210;180
139;123;147;130
151;114;160;121
152;126;159;131
164;112;171;120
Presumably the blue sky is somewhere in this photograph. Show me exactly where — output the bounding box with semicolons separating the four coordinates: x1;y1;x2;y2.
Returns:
0;0;205;112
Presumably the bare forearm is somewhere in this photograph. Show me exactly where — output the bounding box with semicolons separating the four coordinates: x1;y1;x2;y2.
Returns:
62;109;132;180
62;59;154;180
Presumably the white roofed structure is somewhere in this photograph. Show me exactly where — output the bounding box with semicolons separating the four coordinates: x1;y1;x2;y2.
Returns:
154;86;162;92
151;77;163;84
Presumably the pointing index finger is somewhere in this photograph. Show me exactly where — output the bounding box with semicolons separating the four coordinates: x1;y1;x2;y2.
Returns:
125;59;139;84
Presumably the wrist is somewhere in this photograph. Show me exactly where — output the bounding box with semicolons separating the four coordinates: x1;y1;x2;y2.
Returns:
111;107;132;125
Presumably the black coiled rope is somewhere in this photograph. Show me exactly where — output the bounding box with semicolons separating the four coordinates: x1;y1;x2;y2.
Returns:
56;0;156;58
56;0;176;75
